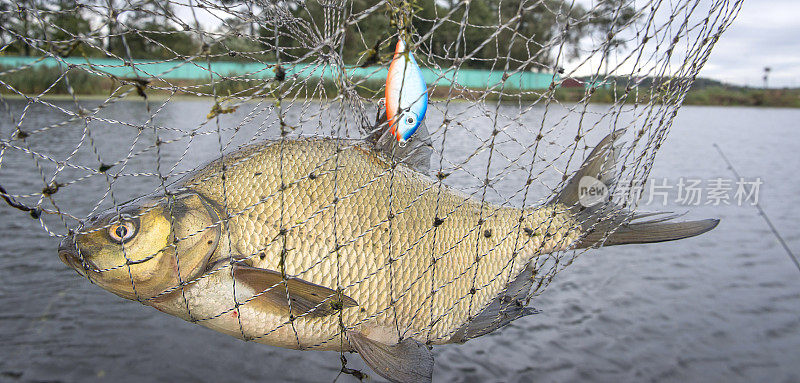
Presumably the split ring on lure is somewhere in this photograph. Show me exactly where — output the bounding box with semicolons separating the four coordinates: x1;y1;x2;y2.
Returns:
385;38;428;144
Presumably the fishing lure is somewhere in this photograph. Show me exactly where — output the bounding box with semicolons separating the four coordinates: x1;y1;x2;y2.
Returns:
385;38;428;144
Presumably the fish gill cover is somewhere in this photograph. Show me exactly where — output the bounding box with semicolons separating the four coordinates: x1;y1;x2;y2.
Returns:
0;0;740;382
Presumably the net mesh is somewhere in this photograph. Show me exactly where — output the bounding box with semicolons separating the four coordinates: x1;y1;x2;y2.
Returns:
0;0;742;378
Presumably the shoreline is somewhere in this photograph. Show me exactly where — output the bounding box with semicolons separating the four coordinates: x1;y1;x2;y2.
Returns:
3;63;797;108
3;90;798;109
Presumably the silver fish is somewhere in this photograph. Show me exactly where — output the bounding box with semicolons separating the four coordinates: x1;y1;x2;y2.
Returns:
58;130;718;382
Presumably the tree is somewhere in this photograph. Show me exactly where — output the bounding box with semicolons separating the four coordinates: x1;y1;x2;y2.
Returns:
105;0;198;59
5;1;39;56
411;0;587;70
588;0;639;75
46;0;93;56
242;0;590;70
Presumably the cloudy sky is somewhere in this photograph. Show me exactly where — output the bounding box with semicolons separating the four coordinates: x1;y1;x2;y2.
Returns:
569;0;798;88
699;0;800;87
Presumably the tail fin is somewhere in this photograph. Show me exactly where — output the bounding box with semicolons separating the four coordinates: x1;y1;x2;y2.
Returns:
573;212;719;249
553;130;719;249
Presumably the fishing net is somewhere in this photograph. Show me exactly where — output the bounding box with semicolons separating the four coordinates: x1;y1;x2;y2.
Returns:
0;0;742;379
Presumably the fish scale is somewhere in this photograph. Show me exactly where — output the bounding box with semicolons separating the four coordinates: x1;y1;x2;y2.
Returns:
181;137;579;349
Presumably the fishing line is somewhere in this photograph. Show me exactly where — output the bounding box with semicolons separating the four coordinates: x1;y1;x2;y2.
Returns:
713;143;800;274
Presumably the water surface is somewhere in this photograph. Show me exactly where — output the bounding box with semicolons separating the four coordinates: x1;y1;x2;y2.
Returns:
0;100;798;382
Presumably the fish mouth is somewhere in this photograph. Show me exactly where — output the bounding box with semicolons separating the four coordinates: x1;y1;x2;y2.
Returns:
58;236;93;277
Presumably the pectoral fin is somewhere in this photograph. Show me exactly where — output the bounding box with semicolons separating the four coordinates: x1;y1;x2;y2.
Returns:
348;331;434;383
232;263;357;318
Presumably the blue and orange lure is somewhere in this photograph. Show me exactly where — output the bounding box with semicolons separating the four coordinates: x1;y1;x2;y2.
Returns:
385;38;428;144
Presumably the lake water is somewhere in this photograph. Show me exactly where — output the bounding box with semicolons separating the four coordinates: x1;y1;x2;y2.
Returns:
1;99;798;382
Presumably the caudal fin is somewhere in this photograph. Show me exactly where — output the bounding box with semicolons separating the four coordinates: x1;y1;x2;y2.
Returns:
573;212;719;249
553;130;719;249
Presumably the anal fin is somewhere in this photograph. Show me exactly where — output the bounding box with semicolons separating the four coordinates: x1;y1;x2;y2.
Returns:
348;331;434;383
450;302;539;343
449;263;540;343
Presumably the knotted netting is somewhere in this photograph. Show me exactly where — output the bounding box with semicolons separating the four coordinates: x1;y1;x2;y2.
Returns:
0;0;741;379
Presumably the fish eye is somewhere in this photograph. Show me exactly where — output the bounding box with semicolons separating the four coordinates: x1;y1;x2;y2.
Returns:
406;116;415;124
108;220;137;243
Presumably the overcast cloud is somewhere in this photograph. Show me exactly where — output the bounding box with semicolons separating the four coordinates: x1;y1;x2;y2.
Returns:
698;0;800;87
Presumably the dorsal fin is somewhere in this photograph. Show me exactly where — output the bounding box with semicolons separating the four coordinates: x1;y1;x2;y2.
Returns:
366;108;432;173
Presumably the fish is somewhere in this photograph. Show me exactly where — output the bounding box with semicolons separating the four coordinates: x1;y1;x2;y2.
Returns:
385;38;428;143
58;131;718;383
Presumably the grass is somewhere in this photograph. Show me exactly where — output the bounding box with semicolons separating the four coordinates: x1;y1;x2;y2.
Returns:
0;64;112;96
682;87;800;108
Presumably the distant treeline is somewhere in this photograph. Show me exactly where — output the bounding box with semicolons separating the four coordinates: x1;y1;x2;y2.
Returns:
1;0;633;70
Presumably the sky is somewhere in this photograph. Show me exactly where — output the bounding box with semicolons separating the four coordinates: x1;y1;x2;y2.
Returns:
699;0;800;88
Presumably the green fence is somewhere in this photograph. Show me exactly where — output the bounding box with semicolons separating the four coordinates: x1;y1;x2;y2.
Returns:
0;55;558;90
